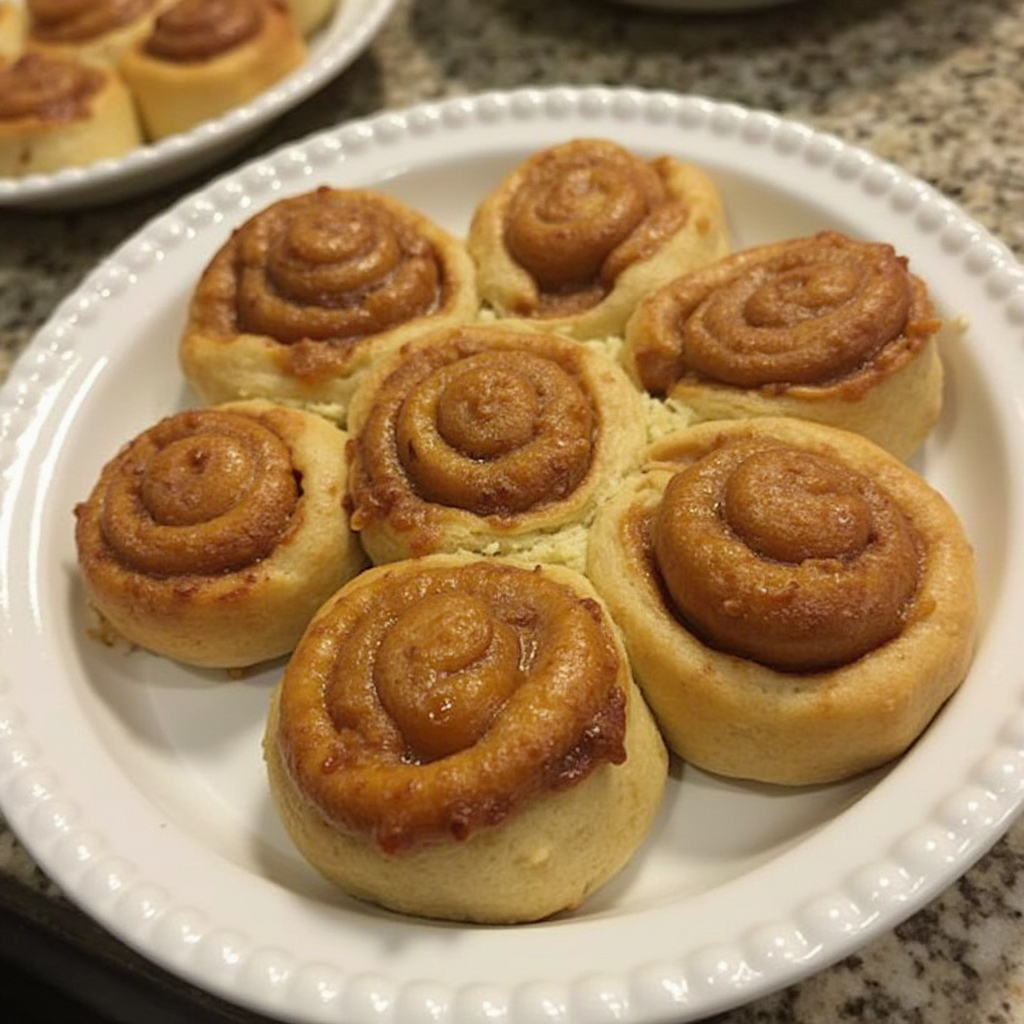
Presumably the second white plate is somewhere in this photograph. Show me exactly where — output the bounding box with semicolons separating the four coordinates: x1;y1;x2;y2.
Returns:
2;87;1024;1024
0;0;398;209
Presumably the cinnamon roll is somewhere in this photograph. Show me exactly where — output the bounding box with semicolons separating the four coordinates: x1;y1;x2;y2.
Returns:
263;554;668;923
0;51;142;176
25;0;171;68
467;137;730;341
587;417;977;785
623;231;946;459
73;400;366;670
286;0;335;36
347;323;662;570
180;187;479;425
118;0;306;140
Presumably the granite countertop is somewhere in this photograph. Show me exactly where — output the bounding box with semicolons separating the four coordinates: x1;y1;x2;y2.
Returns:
3;0;1024;1020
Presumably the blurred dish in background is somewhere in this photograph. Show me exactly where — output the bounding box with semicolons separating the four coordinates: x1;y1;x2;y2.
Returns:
0;0;398;209
611;0;805;11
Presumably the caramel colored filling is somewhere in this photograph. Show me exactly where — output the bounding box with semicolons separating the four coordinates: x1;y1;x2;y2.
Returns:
350;327;596;543
652;438;921;671
0;53;103;123
145;0;263;62
633;231;940;395
393;349;594;515
84;408;299;577
373;591;524;761
28;0;155;43
215;188;444;344
502;140;689;317
277;560;627;853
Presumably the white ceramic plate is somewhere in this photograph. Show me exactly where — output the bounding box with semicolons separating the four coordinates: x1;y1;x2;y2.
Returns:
0;0;397;209
2;86;1024;1024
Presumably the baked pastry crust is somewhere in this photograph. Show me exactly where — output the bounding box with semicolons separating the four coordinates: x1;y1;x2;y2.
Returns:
0;51;142;176
286;0;335;35
622;231;945;459
180;186;480;425
25;0;172;68
467;137;730;340
73;399;366;669
0;1;25;64
346;322;655;570
263;554;668;923
587;417;977;785
118;0;307;140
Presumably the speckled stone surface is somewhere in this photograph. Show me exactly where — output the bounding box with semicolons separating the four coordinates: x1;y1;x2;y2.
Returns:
3;0;1024;1020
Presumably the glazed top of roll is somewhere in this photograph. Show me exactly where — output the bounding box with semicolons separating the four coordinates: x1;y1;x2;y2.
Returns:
275;558;629;853
27;0;157;43
0;52;105;126
647;432;924;672
627;231;941;398
348;324;612;543
142;0;274;62
187;186;477;377
471;138;700;319
74;404;305;583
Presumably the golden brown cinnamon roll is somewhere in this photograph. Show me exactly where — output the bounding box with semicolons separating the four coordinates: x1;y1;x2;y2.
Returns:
0;51;142;176
263;554;668;923
623;231;945;459
118;0;306;140
587;417;977;785
180;187;479;425
25;0;171;68
346;323;663;570
286;0;335;36
74;400;366;670
467;138;730;341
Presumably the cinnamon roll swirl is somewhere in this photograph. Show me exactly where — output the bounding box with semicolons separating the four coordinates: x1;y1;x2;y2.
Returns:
0;51;142;176
180;187;479;425
467;138;730;340
623;231;946;459
118;0;306;140
347;323;658;569
587;417;977;785
263;555;668;922
25;0;171;68
74;400;366;669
